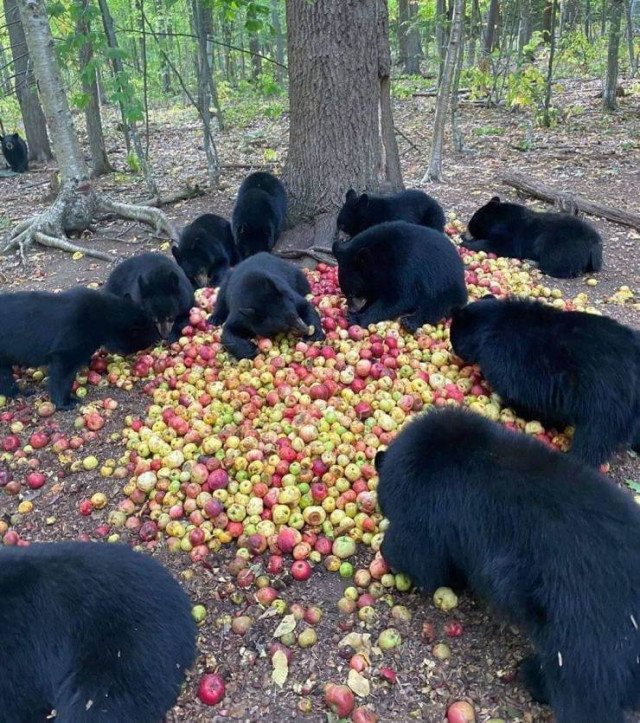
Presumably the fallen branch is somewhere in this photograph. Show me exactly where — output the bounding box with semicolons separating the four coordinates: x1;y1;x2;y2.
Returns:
139;185;206;208
412;87;470;98
502;172;640;231
276;247;336;265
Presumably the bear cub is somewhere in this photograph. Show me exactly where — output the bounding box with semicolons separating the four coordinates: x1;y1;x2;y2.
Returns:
0;287;156;409
173;213;238;289
1;132;28;173
0;542;196;723
332;221;467;332
376;407;640;723
232;171;287;259
336;188;445;238
461;196;603;278
449;295;640;467
105;252;194;341
209;252;324;359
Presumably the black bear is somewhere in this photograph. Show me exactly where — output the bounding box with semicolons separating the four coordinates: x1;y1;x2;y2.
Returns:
0;132;28;173
0;287;156;409
173;213;239;289
336;188;445;238
105;253;194;342
209;252;324;359
0;542;196;722
449;295;640;467
232;171;287;259
461;196;603;278
376;407;640;723
332;221;467;332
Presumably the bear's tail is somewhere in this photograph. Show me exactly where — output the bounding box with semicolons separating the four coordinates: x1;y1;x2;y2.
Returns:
589;242;603;272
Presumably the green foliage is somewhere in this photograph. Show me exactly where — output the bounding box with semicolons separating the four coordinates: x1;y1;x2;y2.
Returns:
391;76;435;99
126;152;141;173
472;126;505;137
625;479;640;494
555;31;607;77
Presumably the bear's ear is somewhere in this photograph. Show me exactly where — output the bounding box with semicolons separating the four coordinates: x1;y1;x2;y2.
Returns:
481;293;496;301
123;292;133;302
355;247;373;268
345;188;357;203
357;193;370;210
490;196;501;204
374;449;386;471
331;239;343;257
166;271;180;292
137;274;150;295
171;246;181;262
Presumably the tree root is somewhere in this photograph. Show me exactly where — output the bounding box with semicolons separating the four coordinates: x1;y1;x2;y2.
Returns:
99;196;177;241
276;246;336;265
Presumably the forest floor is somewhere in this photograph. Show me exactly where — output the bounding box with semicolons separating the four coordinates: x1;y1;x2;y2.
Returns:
0;75;638;723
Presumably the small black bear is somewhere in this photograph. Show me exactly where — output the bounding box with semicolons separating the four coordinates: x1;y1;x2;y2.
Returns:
449;295;640;467
209;252;324;359
376;407;640;723
232;171;287;259
0;542;196;722
461;196;603;278
173;213;238;289
0;287;156;409
332;221;467;332
336;188;445;238
0;132;28;173
105;252;194;342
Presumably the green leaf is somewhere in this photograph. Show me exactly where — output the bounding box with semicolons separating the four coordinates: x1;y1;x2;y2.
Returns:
625;479;640;493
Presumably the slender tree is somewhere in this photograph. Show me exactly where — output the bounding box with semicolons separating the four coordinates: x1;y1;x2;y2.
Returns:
2;0;173;261
484;0;500;54
603;0;624;110
541;0;557;127
423;0;465;182
270;0;286;82
3;0;51;161
283;0;402;246
397;0;421;74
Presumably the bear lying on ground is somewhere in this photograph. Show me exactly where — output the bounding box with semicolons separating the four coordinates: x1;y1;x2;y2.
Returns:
449;295;640;467
1;132;28;173
461;196;603;278
173;213;238;289
105;252;194;341
376;407;640;723
0;542;196;722
332;221;467;332
0;287;156;409
232;171;287;259
336;188;445;238
209;252;324;359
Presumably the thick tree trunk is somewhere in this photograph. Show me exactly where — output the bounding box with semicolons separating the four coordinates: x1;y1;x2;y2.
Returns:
423;0;465;182
517;0;533;62
283;0;400;234
484;0;499;54
397;0;421;74
248;33;262;79
76;0;112;176
603;0;624;110
271;0;286;82
4;0;52;161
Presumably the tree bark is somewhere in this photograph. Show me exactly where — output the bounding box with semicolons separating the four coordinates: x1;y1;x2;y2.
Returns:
3;0;52;161
76;0;112;176
625;0;637;78
517;0;533;62
435;0;447;83
423;0;465;182
542;0;553;42
397;0;421;74
484;0;499;54
283;0;400;235
248;33;262;79
603;0;624;110
467;0;480;66
271;0;286;82
541;0;557;127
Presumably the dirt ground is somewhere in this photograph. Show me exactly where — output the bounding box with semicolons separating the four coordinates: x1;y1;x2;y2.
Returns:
0;76;638;722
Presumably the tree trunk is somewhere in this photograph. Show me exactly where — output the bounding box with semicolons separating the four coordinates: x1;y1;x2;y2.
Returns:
248;33;262;79
467;0;480;66
584;0;591;38
517;0;533;62
423;0;465;182
397;0;421;74
435;0;447;83
271;0;286;82
76;0;112;176
451;14;466;152
283;0;401;238
625;0;637;78
603;0;624;110
3;0;52;161
3;0;173;261
484;0;499;54
541;0;557;127
542;0;553;42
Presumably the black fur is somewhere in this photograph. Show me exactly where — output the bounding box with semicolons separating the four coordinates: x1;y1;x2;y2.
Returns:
0;542;196;722
104;253;194;342
209;252;324;359
461;196;603;278
1;133;28;173
332;221;467;332
173;214;238;289
336;188;445;237
376;407;640;723
231;171;287;259
0;287;156;409
449;296;640;466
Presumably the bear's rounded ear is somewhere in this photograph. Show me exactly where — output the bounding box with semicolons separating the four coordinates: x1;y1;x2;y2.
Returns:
374;449;386;471
490;196;501;204
331;239;343;257
137;274;149;295
166;271;180;292
358;193;370;209
171;245;181;261
346;188;357;202
123;292;133;302
355;247;373;268
480;293;496;301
